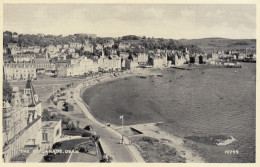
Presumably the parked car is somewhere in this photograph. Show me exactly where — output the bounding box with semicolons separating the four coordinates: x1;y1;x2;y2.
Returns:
84;125;93;131
44;153;55;162
100;154;113;163
52;142;62;149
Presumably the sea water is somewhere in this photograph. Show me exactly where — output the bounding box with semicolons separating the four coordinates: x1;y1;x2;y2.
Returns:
82;63;256;163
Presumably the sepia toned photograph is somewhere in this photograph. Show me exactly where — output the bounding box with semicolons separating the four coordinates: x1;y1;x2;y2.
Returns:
1;0;257;164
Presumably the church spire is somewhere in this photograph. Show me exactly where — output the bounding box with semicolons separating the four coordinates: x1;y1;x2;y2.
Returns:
24;79;39;106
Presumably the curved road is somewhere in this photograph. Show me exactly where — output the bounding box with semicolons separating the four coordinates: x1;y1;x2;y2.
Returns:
73;76;145;163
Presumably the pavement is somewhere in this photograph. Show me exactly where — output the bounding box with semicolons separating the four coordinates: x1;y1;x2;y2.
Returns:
72;74;145;163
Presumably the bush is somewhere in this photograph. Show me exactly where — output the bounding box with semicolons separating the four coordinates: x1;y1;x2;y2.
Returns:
51;113;64;121
62;102;68;111
62;117;71;125
79;146;88;153
49;95;55;101
142;136;159;144
68;121;76;131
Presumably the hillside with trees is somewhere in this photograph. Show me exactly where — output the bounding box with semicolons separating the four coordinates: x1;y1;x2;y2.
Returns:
3;31;203;54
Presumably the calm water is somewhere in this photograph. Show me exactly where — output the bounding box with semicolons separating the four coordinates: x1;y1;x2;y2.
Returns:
82;63;256;163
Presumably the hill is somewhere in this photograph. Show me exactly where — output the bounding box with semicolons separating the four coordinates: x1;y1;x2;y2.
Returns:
178;38;256;53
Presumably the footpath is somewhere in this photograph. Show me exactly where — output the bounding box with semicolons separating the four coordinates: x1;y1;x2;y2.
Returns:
73;72;145;163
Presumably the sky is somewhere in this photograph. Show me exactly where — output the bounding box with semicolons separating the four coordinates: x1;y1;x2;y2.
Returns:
3;4;256;39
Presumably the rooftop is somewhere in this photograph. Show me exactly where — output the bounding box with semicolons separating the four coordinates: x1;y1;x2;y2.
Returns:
4;63;36;68
42;120;60;129
11;145;36;162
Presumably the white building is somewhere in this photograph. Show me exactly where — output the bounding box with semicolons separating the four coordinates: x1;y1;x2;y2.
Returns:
4;63;37;81
98;56;121;71
83;44;94;53
63;44;69;49
151;57;164;68
118;43;130;50
2;80;42;162
64;57;98;77
137;53;148;65
69;42;82;49
95;44;103;50
174;55;186;66
13;54;35;63
41;120;62;150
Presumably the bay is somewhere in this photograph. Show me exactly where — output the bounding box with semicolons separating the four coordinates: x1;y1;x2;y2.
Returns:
82;63;256;163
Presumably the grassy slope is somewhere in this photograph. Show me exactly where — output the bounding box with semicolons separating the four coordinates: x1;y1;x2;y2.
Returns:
121;38;256;54
179;38;256;53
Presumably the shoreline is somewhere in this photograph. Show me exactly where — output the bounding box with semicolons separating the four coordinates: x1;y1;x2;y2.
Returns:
73;69;146;162
74;68;205;163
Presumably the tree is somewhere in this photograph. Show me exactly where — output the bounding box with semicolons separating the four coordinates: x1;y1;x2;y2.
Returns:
122;35;140;40
67;117;72;123
76;120;80;128
66;54;72;59
84;51;94;56
42;108;52;121
128;54;133;60
3;81;12;102
68;121;76;131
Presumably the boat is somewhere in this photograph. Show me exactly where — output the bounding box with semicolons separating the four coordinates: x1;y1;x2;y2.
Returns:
140;76;147;79
157;74;163;77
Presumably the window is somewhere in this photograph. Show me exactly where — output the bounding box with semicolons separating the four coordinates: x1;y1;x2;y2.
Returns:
42;133;48;141
56;129;60;136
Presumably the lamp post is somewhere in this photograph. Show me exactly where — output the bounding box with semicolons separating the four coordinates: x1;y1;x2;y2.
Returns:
120;115;124;144
53;84;54;95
